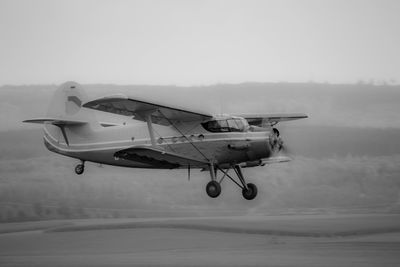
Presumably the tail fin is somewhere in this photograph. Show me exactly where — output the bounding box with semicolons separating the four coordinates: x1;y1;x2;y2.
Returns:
23;82;100;146
46;81;99;127
24;81;99;128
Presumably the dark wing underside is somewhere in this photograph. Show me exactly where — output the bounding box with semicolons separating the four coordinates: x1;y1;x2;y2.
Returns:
236;113;308;126
83;95;212;126
114;146;208;169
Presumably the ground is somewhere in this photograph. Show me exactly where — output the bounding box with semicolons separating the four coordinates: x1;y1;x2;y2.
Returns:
0;214;399;267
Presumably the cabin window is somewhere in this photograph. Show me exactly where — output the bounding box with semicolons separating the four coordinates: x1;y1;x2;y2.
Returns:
203;120;229;132
202;118;248;133
227;119;242;132
235;119;245;131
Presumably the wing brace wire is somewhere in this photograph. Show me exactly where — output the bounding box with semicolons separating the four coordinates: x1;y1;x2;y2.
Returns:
216;166;248;190
157;110;210;164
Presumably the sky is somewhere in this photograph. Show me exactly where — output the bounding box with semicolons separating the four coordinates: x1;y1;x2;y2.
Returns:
0;0;399;86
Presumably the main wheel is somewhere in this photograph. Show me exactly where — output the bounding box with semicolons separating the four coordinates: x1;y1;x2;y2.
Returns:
206;181;221;198
242;183;257;200
75;164;84;175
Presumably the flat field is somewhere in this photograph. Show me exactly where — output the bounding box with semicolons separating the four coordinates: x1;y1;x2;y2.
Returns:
0;214;399;267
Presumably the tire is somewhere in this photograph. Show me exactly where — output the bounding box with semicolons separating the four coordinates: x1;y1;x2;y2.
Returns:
75;164;84;175
242;183;257;200
206;181;221;198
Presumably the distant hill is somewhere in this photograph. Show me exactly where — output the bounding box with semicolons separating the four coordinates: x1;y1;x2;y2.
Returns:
1;82;400;131
1;82;400;222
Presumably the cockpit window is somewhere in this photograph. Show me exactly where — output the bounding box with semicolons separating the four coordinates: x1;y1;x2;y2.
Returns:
202;118;248;133
204;120;229;132
235;119;245;131
218;120;229;131
227;119;240;132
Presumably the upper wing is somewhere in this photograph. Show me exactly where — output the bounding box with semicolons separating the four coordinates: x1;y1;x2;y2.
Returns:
114;146;208;169
83;95;212;126
236;113;308;126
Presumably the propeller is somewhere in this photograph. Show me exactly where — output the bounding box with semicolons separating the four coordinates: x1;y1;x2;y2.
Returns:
271;128;291;156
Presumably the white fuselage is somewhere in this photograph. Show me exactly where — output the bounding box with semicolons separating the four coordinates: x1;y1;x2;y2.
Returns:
43;121;272;169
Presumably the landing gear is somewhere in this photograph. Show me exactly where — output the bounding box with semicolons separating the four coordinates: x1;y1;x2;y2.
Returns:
74;161;85;175
233;165;258;200
242;183;258;200
206;181;221;198
205;164;258;200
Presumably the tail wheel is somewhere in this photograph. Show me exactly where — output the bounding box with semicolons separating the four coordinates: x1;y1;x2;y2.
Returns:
75;164;84;175
206;181;221;198
242;183;258;200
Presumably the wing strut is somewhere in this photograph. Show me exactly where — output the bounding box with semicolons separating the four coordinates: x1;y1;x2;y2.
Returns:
145;113;157;147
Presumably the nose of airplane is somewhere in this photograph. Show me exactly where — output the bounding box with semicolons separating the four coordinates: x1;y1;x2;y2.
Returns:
269;128;283;153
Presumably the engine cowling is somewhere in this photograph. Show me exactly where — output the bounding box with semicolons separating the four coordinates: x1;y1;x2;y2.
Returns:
269;128;283;153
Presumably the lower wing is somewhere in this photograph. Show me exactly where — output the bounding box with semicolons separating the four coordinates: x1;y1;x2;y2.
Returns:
114;146;208;169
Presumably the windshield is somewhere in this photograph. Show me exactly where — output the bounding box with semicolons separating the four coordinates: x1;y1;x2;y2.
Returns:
202;118;248;133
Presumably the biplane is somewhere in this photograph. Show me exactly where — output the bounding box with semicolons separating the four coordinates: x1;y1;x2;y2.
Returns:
24;82;307;200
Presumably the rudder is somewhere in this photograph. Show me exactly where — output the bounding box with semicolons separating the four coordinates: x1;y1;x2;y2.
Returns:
46;81;100;129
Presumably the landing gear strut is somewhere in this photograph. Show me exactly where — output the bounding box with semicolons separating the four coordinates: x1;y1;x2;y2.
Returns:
205;164;258;200
75;161;85;175
233;165;258;200
206;163;221;198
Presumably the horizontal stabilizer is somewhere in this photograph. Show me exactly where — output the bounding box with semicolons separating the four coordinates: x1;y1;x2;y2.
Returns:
115;146;208;169
23;118;87;126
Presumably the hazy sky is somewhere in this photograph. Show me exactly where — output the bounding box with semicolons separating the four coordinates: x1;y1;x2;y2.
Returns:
0;0;399;85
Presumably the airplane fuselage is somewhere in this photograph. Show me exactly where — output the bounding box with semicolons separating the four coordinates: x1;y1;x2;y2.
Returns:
43;121;272;169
